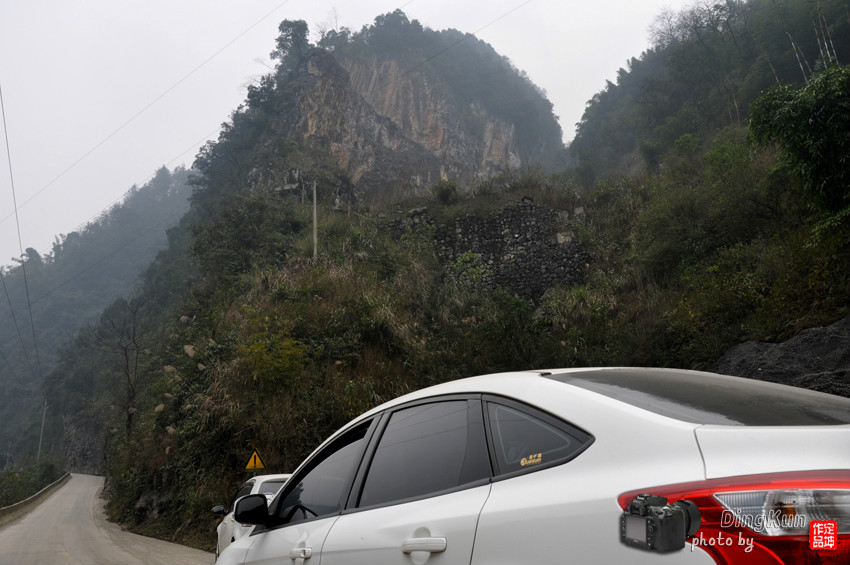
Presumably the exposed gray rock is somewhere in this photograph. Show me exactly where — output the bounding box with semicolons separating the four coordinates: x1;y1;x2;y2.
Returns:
62;417;105;475
134;490;172;525
710;315;850;398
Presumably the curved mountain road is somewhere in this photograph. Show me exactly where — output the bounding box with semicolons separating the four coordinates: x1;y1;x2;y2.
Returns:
0;473;212;565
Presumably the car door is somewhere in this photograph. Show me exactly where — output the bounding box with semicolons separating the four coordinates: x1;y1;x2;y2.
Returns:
321;398;493;565
234;420;374;565
470;397;600;565
219;479;256;554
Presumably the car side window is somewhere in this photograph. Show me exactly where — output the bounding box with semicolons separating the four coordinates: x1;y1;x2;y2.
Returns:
486;400;592;475
231;480;255;511
271;422;370;527
358;399;490;508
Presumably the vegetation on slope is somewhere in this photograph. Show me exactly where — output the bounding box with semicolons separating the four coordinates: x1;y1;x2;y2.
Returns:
571;0;850;180
0;457;63;507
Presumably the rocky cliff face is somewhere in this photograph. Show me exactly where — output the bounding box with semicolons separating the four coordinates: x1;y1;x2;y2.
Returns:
256;49;556;202
260;49;441;201
340;56;523;183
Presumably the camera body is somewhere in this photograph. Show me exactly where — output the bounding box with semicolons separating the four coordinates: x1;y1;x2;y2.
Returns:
620;494;700;552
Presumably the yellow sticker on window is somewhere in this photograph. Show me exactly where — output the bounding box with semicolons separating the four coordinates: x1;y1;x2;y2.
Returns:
520;453;542;467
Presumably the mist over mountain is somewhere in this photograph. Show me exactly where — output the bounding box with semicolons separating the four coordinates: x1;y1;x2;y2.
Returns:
0;167;191;464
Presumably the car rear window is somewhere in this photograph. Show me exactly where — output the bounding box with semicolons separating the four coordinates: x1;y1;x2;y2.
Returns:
545;369;850;426
258;480;287;497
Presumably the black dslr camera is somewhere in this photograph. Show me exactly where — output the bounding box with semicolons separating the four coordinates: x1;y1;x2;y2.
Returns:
620;494;700;552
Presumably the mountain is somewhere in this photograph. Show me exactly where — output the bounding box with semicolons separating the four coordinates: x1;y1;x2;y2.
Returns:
19;12;569;545
194;10;564;213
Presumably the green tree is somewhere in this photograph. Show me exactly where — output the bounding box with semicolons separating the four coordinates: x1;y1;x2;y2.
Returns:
270;20;310;76
190;190;302;282
750;64;850;212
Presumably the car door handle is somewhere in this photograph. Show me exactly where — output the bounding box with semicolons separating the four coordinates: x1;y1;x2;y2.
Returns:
289;547;313;559
402;537;447;554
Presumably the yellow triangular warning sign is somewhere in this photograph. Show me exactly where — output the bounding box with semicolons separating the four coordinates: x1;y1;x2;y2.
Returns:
245;449;266;470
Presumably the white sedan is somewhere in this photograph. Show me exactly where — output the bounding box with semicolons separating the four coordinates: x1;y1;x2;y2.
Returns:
212;473;291;559
217;368;850;564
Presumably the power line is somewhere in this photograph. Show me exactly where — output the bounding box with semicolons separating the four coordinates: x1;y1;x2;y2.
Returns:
0;0;294;228
0;270;35;384
34;124;219;261
3;0;527;279
2;2;420;306
0;2;295;347
21;3;430;272
0;345;27;386
13;125;220;305
1;83;43;385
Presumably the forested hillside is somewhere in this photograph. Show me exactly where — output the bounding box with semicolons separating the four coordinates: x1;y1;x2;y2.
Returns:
0;167;191;466
5;2;848;552
570;0;850;180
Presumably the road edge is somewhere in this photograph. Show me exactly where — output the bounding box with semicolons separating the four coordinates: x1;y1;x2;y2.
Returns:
0;471;72;529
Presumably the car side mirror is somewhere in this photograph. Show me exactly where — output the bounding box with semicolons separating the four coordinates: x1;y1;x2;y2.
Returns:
234;494;269;525
211;505;227;516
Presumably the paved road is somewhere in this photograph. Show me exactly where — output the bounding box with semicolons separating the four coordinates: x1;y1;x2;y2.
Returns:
0;473;213;565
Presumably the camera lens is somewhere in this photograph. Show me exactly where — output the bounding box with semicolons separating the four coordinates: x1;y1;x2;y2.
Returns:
675;500;701;537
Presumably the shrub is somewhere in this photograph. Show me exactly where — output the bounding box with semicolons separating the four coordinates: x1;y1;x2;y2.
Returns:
429;179;461;205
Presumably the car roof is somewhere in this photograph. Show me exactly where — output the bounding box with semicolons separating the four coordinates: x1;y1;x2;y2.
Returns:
544;367;850;425
363;367;850;427
254;473;292;483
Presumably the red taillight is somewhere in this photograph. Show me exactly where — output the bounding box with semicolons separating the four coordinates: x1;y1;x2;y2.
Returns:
618;470;850;565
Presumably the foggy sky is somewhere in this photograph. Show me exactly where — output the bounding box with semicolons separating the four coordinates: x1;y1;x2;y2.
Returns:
0;0;692;269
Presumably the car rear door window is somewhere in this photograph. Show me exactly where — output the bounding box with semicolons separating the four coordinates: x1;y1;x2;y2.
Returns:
486;400;593;475
358;399;491;508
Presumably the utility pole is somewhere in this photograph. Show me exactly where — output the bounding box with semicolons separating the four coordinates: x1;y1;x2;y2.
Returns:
312;179;318;259
37;399;46;460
